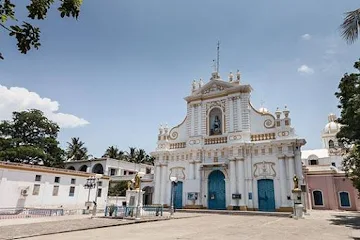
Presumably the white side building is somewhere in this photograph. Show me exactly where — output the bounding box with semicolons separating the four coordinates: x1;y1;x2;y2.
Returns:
0;162;109;211
65;158;154;176
151;70;306;212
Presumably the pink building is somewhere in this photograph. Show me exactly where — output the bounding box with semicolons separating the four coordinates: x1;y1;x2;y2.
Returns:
302;114;360;211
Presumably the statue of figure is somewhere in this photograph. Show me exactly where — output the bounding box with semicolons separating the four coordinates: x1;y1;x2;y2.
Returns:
134;173;141;190
192;79;197;91
213;116;221;134
293;175;299;189
236;70;241;81
229;72;234;82
127;180;132;190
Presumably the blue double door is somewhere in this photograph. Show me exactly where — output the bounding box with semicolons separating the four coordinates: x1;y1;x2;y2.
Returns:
174;181;183;209
208;170;226;210
257;179;275;212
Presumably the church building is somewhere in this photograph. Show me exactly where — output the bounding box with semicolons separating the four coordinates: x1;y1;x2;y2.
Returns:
151;69;306;212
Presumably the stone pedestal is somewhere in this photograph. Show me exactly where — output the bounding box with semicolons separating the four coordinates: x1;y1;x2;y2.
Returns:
292;188;304;219
126;190;145;208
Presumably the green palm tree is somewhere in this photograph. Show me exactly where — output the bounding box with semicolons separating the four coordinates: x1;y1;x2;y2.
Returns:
103;146;125;160
341;8;360;44
135;148;147;164
103;146;119;159
66;137;88;160
126;147;137;163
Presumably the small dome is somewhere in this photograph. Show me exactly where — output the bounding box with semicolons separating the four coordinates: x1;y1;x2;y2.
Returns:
324;114;340;134
259;107;269;114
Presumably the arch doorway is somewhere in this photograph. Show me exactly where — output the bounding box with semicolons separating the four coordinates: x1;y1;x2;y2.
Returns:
92;163;104;174
257;179;275;212
142;186;153;205
67;166;75;170
208;170;226;210
79;165;88;172
174;181;183;209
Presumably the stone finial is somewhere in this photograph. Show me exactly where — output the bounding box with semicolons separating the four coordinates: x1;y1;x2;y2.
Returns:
164;123;169;134
192;79;197;92
275;107;282;119
283;105;290;118
199;78;204;88
229;72;234;82
159;124;164;135
236;70;241;81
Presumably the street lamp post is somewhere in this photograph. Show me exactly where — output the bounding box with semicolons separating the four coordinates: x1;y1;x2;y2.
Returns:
84;176;96;214
170;176;177;218
135;172;145;220
91;174;103;218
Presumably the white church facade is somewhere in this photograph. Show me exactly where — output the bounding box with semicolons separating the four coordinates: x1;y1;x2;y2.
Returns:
151;70;306;211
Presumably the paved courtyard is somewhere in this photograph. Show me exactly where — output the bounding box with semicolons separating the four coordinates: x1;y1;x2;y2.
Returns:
1;210;356;240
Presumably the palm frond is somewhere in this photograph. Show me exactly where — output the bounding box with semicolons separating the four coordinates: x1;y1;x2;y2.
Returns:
341;9;360;44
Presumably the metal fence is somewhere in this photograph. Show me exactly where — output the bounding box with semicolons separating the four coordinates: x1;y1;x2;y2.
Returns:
104;205;163;218
0;208;64;219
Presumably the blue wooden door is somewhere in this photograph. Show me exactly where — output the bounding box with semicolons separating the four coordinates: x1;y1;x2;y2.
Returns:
174;181;183;209
257;179;275;212
208;170;226;210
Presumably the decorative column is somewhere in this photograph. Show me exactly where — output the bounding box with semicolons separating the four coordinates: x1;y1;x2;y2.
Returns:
278;156;287;207
294;150;302;180
229;159;237;207
198;104;202;135
287;156;295;198
195;161;201;180
245;148;253;208
237;97;241;131
191;105;195;136
154;164;161;204
236;158;245;207
161;164;168;205
189;161;195;180
229;98;234;132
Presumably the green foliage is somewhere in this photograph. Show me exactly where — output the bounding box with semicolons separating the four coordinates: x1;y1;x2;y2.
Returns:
102;146;125;160
66;137;88;160
102;146;155;166
0;0;83;60
335;59;360;191
108;181;128;196
0;109;65;167
341;9;360;44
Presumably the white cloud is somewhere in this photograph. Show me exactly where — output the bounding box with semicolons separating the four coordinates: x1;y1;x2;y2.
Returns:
297;65;314;74
0;85;89;128
301;34;311;40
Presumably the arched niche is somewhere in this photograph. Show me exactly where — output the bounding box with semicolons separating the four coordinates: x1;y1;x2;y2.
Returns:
92;163;104;174
208;107;224;136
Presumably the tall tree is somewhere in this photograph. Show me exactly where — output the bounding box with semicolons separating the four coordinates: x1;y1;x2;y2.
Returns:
126;147;137;163
335;59;360;191
0;109;65;167
66;137;88;160
103;146;125;160
341;8;360;44
0;0;83;60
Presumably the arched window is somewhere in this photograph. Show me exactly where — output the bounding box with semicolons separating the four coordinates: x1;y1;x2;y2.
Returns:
313;190;324;206
79;165;88;172
92;163;104;174
339;191;351;208
208;107;223;136
329;140;335;148
67;166;75;170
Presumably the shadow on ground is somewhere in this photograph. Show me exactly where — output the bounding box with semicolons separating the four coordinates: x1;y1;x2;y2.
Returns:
329;214;360;230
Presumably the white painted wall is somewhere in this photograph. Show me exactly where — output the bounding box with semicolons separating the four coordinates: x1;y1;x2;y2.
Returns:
0;168;109;210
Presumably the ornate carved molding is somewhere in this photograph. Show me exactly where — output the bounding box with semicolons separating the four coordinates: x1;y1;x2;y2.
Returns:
253;161;276;178
206;99;226;114
169;167;186;181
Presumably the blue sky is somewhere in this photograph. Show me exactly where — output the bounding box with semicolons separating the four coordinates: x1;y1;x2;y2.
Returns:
1;0;360;157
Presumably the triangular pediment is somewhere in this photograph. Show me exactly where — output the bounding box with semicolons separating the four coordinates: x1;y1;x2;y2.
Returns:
194;80;235;95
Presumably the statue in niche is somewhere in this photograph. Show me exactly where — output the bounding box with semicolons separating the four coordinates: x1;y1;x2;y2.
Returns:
209;108;223;136
210;115;222;135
